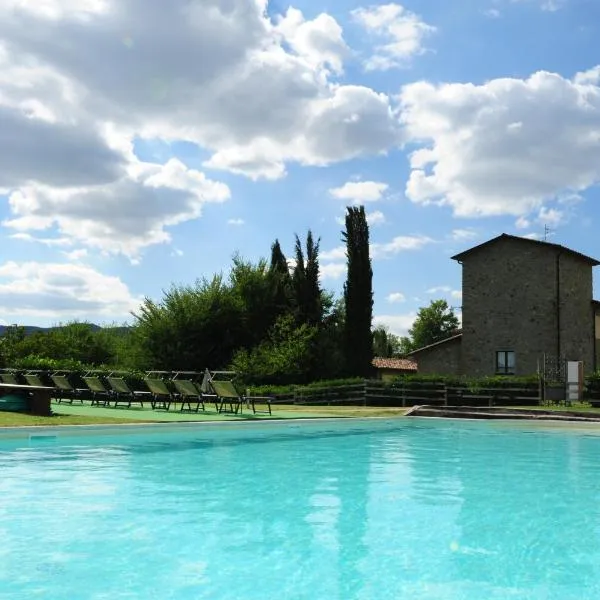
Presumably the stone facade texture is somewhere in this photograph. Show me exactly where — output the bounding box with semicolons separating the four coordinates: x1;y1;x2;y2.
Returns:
459;236;596;376
413;336;462;376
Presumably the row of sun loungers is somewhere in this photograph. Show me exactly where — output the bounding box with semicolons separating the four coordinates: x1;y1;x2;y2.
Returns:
0;371;272;415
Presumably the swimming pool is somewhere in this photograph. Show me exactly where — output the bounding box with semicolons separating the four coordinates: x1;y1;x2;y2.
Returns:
1;418;600;599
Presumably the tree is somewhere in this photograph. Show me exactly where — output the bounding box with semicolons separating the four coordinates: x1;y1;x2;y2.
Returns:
269;239;293;317
292;230;322;326
231;314;318;385
372;325;401;358
342;206;373;376
401;299;460;353
133;275;244;370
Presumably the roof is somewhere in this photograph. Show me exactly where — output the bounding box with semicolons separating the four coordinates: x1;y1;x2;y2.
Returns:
451;234;600;267
372;357;418;371
407;333;463;356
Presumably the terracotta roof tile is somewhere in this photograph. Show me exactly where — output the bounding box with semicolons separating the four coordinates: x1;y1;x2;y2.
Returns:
372;357;418;371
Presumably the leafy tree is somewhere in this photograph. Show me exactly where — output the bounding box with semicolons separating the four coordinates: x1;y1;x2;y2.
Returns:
400;299;460;353
373;325;401;358
0;325;26;367
229;254;279;348
231;314;318;385
133;275;243;370
342;206;373;376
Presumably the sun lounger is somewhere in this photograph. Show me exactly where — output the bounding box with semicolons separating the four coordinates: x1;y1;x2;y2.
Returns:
172;379;208;412
51;374;85;404
0;373;19;385
210;380;246;414
143;378;173;411
24;373;46;387
82;376;111;406
106;377;149;408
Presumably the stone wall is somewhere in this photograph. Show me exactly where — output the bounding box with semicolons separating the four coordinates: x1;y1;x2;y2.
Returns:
413;336;462;376
460;237;596;376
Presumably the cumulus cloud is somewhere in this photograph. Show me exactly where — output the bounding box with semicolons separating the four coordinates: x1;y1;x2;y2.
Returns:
227;218;245;226
400;68;600;220
0;261;142;319
386;292;406;303
0;0;402;256
330;180;389;203
352;3;435;70
3;158;230;259
373;313;416;337
321;246;346;261
371;234;434;258
320;262;346;280
367;210;386;225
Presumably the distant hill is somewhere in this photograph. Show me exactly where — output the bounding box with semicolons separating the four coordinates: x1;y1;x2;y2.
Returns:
0;324;131;336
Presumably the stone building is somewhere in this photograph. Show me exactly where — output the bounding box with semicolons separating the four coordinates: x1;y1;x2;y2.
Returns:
409;234;600;377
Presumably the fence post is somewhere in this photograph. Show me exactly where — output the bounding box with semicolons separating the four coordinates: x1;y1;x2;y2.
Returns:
443;384;448;407
363;379;367;407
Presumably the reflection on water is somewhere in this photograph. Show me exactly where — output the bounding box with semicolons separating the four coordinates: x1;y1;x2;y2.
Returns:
1;419;600;599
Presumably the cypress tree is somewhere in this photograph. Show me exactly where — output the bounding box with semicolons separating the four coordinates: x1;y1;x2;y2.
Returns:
342;206;374;376
269;239;293;317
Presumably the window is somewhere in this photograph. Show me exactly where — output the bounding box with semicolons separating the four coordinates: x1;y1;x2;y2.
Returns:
496;351;516;375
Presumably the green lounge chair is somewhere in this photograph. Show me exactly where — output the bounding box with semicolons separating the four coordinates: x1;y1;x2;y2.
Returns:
1;373;19;385
106;377;149;408
210;379;273;416
210;380;245;414
172;379;208;412
82;376;111;407
24;373;46;387
143;378;173;411
51;374;85;404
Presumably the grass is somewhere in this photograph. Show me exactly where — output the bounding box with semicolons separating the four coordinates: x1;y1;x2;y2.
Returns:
0;411;152;427
0;402;411;427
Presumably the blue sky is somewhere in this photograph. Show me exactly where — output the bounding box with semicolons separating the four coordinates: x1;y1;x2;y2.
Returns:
0;0;599;335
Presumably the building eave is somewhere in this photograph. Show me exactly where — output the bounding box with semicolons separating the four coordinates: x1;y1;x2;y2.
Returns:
407;333;463;356
451;233;600;267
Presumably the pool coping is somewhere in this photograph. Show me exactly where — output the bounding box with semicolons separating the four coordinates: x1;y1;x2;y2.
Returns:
0;415;405;440
406;405;600;423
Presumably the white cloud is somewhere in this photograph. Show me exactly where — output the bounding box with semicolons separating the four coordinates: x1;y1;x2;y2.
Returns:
451;228;478;241
371;234;434;259
427;285;451;294
329;180;389;203
321;246;346;261
537;206;565;227
275;7;349;75
227;218;245;226
352;3;436;71
0;261;142;319
367;210;386;225
3;158;230;260
0;0;402;255
400;68;600;220
373;313;416;337
451;289;463;300
386;292;406;303
62;249;88;261
320;263;346;280
515;216;530;229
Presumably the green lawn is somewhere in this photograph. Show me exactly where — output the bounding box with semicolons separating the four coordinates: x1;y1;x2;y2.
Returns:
0;402;410;427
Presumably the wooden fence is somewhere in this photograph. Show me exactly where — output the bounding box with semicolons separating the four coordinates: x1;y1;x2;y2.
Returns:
273;379;542;408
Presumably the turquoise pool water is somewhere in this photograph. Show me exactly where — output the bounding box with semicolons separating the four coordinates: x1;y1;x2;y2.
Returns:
1;418;600;599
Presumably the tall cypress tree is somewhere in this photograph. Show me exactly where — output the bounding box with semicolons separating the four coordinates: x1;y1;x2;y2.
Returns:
269;239;292;317
292;231;322;326
342;206;374;376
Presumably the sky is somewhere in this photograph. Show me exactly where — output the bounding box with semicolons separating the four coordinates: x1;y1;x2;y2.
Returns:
1;0;600;336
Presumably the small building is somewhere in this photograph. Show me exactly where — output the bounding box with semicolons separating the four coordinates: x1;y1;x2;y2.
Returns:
408;234;600;377
372;357;418;380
